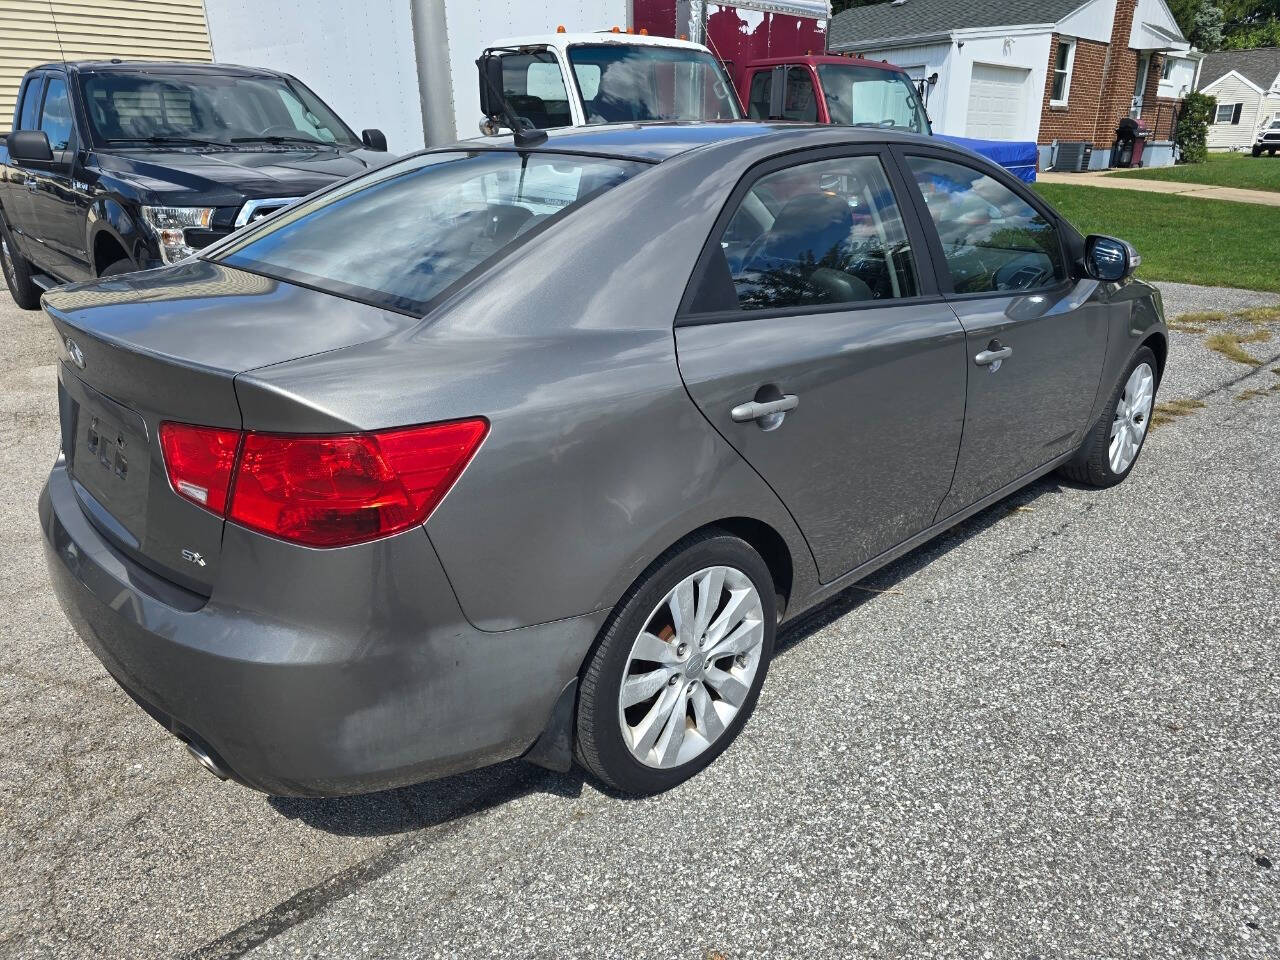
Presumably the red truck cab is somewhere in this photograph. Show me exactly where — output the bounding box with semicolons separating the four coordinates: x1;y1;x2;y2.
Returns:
738;54;931;135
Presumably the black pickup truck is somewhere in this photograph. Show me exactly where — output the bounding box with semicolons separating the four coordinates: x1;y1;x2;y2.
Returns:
0;60;391;309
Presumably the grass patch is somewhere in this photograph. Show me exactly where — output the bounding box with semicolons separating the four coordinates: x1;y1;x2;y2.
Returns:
1238;306;1280;324
1205;329;1272;365
1106;152;1280;194
1151;397;1205;427
1033;183;1280;292
1236;387;1268;401
1169;310;1227;333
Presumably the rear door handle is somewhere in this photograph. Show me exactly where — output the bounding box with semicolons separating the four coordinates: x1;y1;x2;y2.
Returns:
974;345;1013;366
731;394;799;422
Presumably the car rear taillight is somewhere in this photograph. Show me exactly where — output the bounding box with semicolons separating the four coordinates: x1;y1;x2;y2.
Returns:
158;419;488;547
159;422;242;514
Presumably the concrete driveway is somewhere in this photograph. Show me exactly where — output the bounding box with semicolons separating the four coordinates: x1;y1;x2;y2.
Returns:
1;282;1278;960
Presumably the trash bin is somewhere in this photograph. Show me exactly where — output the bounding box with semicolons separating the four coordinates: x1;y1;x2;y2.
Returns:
1112;117;1152;168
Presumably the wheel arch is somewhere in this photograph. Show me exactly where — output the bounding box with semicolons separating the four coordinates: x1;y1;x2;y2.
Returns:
87;196;146;273
1141;330;1167;384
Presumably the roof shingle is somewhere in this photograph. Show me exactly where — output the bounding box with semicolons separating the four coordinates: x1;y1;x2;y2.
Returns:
1196;47;1280;92
829;0;1092;49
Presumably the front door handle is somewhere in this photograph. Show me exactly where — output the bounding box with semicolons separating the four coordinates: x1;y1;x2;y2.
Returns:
731;394;799;422
975;345;1013;366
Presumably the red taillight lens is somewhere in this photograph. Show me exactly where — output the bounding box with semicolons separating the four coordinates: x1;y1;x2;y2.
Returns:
159;422;242;514
228;419;488;547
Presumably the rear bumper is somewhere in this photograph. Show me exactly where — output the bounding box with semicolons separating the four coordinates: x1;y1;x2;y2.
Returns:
40;459;603;796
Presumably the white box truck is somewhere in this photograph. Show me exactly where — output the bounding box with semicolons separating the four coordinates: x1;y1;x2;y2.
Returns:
204;0;633;151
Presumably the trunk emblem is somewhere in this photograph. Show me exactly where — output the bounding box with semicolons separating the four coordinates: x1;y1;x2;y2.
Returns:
65;337;86;369
181;549;207;567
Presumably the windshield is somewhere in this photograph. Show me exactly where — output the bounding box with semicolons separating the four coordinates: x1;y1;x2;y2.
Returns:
211;151;647;314
567;45;741;123
817;64;931;135
78;71;361;147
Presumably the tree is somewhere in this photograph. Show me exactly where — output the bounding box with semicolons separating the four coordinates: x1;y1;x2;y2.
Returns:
1169;0;1226;49
1175;91;1216;163
831;0;889;13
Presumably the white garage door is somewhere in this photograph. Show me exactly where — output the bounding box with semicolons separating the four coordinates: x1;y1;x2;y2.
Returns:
966;63;1030;140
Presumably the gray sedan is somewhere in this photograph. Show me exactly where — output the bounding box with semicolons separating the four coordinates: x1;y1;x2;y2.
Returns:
38;123;1166;796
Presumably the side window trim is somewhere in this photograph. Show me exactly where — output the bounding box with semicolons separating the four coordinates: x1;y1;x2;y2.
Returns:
676;144;942;327
17;74;45;132
887;144;1072;301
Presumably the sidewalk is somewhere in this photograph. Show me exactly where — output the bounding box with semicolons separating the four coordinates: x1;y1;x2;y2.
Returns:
1036;168;1280;206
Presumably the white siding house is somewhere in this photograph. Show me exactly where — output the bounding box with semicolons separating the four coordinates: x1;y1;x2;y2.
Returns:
1198;48;1280;151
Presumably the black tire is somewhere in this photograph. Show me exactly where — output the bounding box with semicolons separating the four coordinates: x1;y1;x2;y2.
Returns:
1270;149;1277;157
1059;345;1159;488
0;212;42;310
575;530;777;794
1253;146;1264;158
99;258;136;278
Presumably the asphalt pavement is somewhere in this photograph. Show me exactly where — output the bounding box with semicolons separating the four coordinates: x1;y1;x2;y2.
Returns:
1;281;1278;960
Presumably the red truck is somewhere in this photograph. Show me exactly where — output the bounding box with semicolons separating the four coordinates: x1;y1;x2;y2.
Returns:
633;0;1037;181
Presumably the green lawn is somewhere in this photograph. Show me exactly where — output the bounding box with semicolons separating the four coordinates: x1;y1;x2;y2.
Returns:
1033;182;1280;292
1107;151;1280;193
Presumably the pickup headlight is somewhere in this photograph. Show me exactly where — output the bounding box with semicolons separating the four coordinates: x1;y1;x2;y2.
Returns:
141;206;215;264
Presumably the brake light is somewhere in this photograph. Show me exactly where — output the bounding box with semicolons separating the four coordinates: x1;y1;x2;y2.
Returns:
159;422;242;513
158;419;488;547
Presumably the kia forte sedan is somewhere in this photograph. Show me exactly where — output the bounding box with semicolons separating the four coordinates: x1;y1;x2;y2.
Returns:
40;123;1166;796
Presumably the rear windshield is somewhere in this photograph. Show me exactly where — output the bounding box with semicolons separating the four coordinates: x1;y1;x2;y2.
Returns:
211;151;648;315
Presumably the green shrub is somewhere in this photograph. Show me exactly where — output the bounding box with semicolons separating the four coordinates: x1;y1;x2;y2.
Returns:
1176;92;1216;164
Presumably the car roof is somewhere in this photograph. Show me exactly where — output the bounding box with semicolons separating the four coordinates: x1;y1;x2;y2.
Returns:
456;121;935;163
490;32;712;54
32;60;288;79
746;54;908;73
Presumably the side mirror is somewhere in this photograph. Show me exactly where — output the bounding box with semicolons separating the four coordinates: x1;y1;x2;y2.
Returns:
360;128;387;152
477;53;505;119
1084;234;1141;282
8;129;53;163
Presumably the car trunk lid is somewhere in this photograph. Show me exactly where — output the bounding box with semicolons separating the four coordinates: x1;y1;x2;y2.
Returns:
43;259;420;593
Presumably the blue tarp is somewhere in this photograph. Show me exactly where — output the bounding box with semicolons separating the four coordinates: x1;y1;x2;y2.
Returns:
935;135;1039;183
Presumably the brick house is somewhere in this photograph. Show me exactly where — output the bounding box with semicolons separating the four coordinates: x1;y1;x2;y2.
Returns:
829;0;1200;169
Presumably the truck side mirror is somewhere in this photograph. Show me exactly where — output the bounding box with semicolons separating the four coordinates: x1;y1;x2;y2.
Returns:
8;130;53;163
477;53;505;119
360;128;387;152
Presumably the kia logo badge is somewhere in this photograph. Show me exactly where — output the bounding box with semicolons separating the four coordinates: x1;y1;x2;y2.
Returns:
65;337;86;370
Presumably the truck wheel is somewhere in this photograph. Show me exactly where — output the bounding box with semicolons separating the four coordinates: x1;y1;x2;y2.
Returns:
0;213;42;310
99;258;137;278
1270;149;1277;157
1253;145;1264;158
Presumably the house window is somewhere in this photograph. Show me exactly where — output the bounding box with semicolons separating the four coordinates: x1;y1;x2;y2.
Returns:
1050;38;1075;106
1161;57;1175;80
1215;102;1242;124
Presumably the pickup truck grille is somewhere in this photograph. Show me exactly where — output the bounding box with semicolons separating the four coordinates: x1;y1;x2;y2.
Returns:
234;197;297;228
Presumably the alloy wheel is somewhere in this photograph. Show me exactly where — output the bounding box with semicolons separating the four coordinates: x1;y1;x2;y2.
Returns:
1110;361;1154;474
617;565;764;769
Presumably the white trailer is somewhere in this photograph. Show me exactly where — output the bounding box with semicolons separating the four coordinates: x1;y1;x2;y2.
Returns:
204;0;630;152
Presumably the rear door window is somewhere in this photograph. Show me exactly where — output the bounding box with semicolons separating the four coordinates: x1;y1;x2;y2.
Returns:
39;76;74;151
700;153;919;313
782;67;818;122
212;151;647;315
747;70;772;120
904;155;1064;294
500;53;573;130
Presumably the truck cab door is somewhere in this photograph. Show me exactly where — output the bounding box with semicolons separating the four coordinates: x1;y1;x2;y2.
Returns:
25;74;92;282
